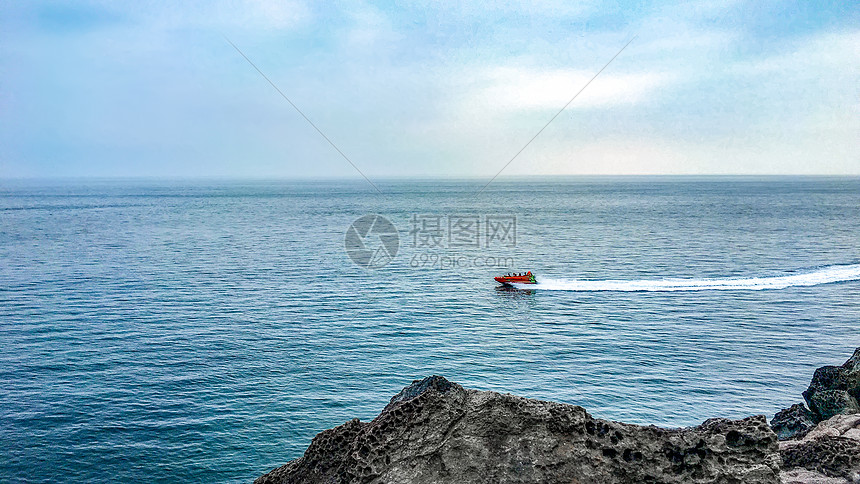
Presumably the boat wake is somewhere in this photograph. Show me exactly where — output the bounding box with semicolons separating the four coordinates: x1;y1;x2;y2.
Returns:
523;264;860;292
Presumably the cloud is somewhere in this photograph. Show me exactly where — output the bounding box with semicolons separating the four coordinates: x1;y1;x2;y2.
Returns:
244;0;310;29
725;29;860;140
405;0;599;20
468;66;676;112
340;4;400;48
140;0;311;32
736;29;860;79
1;1;858;177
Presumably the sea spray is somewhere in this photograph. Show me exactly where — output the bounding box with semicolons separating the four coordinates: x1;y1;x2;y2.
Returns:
521;264;860;292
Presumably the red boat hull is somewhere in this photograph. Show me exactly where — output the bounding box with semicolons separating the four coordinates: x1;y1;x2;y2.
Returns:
494;275;536;285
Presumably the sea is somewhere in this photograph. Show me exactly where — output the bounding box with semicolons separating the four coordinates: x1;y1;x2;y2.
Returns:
2;177;859;482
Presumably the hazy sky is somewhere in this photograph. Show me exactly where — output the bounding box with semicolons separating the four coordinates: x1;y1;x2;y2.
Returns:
1;0;858;178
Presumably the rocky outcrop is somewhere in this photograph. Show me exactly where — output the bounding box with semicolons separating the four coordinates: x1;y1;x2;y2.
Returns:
803;348;860;422
779;413;860;484
771;404;817;441
770;348;860;483
257;376;780;484
772;348;860;441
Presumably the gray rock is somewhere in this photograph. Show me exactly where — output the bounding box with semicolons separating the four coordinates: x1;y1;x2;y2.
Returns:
257;376;780;484
780;467;851;484
772;403;818;441
779;413;860;484
808;390;860;422
803;348;860;422
810;414;860;442
780;436;860;482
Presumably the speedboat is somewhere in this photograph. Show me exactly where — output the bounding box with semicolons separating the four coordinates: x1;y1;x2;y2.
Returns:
494;271;537;286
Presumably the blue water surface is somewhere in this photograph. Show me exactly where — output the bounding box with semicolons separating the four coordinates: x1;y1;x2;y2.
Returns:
1;177;859;482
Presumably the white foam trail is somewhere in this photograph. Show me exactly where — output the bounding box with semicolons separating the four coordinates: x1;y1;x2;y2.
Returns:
518;264;860;292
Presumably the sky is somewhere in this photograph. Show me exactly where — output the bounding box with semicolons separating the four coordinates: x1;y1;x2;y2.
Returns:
1;0;858;179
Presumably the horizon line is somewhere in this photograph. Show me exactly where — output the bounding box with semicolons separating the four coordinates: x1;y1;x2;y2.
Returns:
3;173;860;184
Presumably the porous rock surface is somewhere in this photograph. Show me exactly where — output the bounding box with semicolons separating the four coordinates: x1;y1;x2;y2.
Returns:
779;413;860;484
256;376;780;484
772;348;860;441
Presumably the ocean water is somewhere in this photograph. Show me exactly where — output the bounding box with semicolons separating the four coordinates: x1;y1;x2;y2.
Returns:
2;177;859;483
